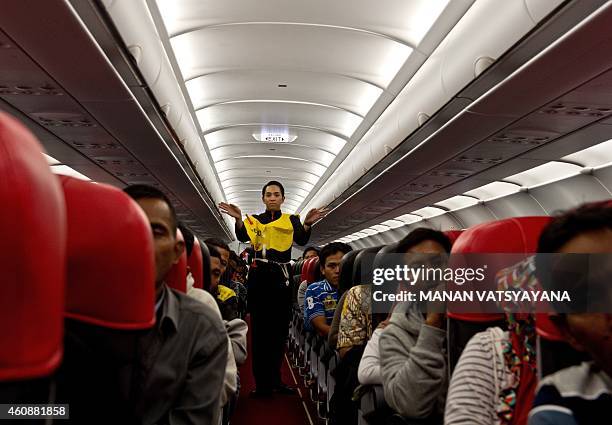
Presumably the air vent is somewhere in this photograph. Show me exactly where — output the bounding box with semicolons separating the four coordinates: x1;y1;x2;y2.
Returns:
429;170;473;177
0;85;63;96
488;134;550;146
454;156;503;165
72;142;120;150
38;117;95;127
539;103;612;117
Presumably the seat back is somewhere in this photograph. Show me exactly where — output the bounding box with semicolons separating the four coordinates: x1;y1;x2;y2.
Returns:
200;241;212;291
60;176;156;330
444;229;463;245
0;112;66;402
447;216;551;371
352;246;381;286
166;229;188;293
305;257;321;284
338;250;360;295
189;238;204;289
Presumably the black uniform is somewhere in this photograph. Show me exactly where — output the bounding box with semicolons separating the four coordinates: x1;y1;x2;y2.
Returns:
236;210;310;392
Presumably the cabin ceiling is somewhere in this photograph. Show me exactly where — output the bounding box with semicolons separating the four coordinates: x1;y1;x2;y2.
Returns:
146;0;470;215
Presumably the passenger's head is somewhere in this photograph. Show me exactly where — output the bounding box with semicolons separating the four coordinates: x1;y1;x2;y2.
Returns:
536;201;612;375
124;184;184;290
261;180;285;211
204;238;230;274
206;243;223;291
178;223;195;257
303;246;319;260
319;242;353;287
396;228;452;255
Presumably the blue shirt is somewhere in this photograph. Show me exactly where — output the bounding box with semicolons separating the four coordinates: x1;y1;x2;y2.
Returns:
304;279;338;331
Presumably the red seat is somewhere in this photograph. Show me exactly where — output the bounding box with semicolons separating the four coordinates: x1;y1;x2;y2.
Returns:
60;176;155;329
301;257;320;284
166;229;188;293
444;230;464;245
448;216;552;322
446;216;551;372
189;238;204;290
0;112;66;381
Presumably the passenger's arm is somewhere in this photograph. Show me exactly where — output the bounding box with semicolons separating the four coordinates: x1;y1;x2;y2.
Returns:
297;281;308;312
168;324;228;425
357;329;382;385
226;319;248;366
328;292;347;349
379;323;446;419
444;332;498;425
310;315;331;337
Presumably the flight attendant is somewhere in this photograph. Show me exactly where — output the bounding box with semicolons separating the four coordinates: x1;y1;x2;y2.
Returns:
219;181;327;396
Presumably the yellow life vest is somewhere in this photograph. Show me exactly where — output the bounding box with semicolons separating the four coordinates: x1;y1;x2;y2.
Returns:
243;213;294;256
217;284;236;303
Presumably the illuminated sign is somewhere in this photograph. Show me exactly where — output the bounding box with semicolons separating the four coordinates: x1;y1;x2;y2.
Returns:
252;128;297;143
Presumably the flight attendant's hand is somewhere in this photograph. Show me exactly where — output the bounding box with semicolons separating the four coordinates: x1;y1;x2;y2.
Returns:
304;207;329;227
219;202;242;221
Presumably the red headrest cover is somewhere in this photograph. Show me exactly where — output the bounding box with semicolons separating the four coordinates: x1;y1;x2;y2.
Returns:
61;176;155;330
448;216;552;322
306;257;321;284
300;257;315;282
0;112;66;381
167;229;188;293
189;238;204;290
444;230;464;245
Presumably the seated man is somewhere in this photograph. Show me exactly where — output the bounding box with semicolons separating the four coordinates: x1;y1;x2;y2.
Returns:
206;243;240;322
297;246;320;313
124;185;228;425
529;202;612;425
304;242;352;337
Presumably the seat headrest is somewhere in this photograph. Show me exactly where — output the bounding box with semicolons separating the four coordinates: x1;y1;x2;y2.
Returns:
0;112;66;381
338;250;360;294
535;313;564;341
188;238;204;290
166;229;187;293
351;246;381;286
444;230;464;245
448;216;552;322
60;176;155;330
300;257;318;283
200;242;212;290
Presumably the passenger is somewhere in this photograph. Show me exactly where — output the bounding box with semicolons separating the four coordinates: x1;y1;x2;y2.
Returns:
205;238;247;320
379;228;452;421
219;180;327;396
123;185;228;425
227;251;249;319
328;291;349;349
206;243;240;322
529;202;612;425
336;283;373;358
207;244;249;366
357;315;392;386
297;246;320;313
304;243;352;337
445;256;538;425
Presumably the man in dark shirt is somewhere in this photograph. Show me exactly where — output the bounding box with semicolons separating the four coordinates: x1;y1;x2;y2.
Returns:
219;180;327;396
206;242;240;321
124;185;228;425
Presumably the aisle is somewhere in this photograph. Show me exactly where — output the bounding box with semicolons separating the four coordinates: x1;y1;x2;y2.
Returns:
231;318;318;425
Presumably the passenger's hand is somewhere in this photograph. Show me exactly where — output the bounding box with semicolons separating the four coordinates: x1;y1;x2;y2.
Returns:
219;202;242;220
425;312;446;329
304;207;329;226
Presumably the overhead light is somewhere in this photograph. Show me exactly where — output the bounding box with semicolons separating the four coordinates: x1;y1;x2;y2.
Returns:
43;153;60;165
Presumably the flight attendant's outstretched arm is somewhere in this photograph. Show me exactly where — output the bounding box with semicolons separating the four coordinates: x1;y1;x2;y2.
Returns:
219;202;249;242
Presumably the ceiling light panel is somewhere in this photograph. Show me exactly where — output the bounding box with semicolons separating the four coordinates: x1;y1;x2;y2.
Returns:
218;169;321;186
186;70;382;117
44;154;60;165
435;195;479;210
169;23;412;89
381;219;405;229
210;145;336;167
197;101;363;139
214;157;327;177
158;0;448;47
464;181;521;201
50;165;91;181
411;207;446;218
505;161;582;188
395;214;422;224
562;139;612;168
